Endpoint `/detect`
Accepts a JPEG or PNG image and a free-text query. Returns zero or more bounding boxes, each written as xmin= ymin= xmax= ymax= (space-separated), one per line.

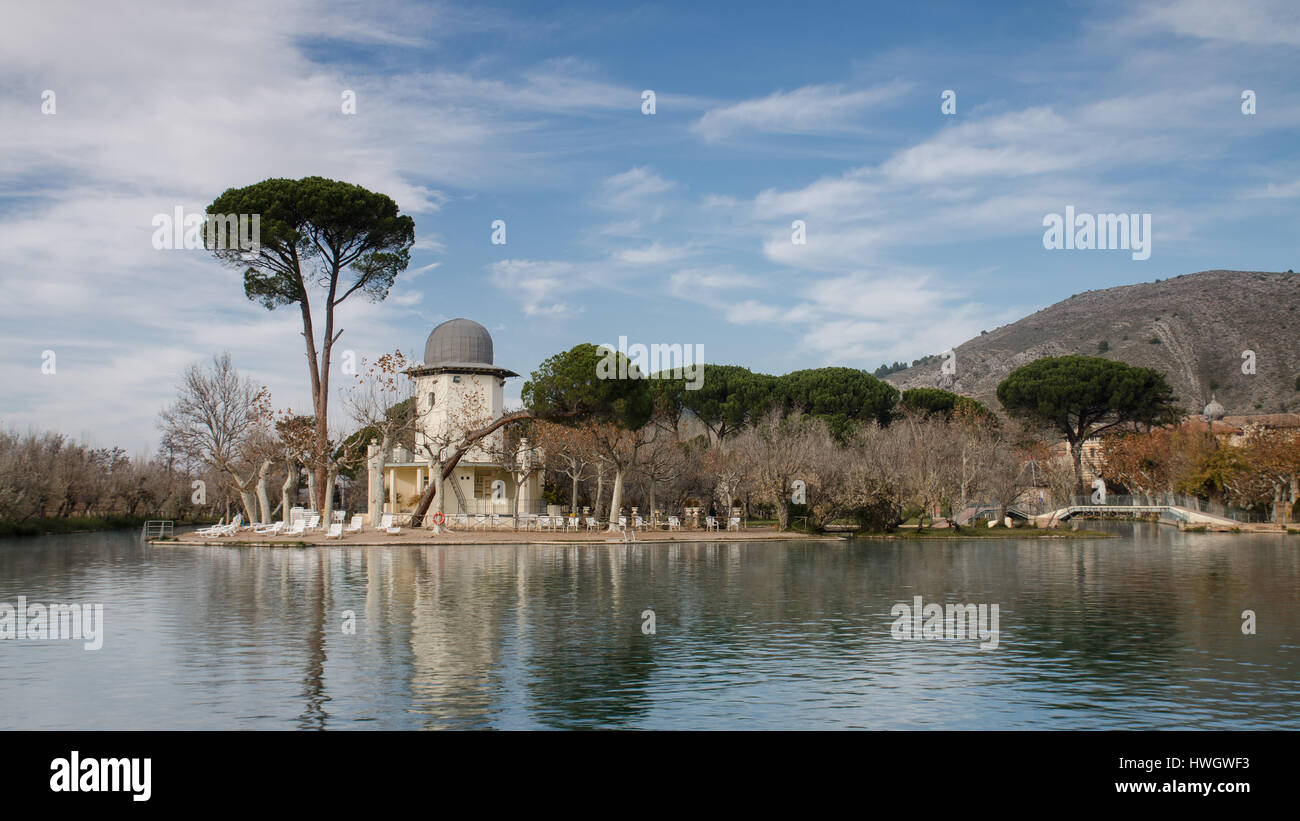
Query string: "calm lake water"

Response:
xmin=1 ymin=523 xmax=1297 ymax=730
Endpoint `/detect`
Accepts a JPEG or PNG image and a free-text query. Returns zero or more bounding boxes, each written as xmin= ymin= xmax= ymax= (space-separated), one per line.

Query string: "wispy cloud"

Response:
xmin=693 ymin=81 xmax=910 ymax=142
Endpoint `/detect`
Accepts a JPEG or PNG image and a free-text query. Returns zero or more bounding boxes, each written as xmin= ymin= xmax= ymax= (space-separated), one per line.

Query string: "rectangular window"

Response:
xmin=475 ymin=473 xmax=509 ymax=499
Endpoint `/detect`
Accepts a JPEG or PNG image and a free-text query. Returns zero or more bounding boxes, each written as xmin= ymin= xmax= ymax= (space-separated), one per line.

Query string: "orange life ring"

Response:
xmin=431 ymin=512 xmax=445 ymax=525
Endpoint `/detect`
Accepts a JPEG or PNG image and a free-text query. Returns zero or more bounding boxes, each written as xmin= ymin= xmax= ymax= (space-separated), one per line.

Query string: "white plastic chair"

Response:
xmin=585 ymin=517 xmax=597 ymax=531
xmin=345 ymin=515 xmax=363 ymax=533
xmin=668 ymin=516 xmax=681 ymax=531
xmin=567 ymin=516 xmax=578 ymax=531
xmin=283 ymin=520 xmax=306 ymax=537
xmin=326 ymin=523 xmax=343 ymax=539
xmin=727 ymin=516 xmax=741 ymax=531
xmin=706 ymin=516 xmax=719 ymax=531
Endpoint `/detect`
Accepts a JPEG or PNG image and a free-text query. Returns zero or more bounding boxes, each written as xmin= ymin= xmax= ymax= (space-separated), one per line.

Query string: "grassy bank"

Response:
xmin=0 ymin=515 xmax=212 ymax=539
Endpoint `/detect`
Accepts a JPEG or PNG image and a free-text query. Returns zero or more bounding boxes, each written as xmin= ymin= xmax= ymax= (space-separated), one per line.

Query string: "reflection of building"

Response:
xmin=366 ymin=319 xmax=542 ymax=521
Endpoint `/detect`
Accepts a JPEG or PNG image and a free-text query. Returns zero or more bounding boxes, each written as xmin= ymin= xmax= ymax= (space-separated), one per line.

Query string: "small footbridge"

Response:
xmin=1031 ymin=495 xmax=1258 ymax=528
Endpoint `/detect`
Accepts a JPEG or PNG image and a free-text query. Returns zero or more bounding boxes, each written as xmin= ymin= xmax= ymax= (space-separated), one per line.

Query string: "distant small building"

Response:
xmin=1063 ymin=398 xmax=1299 ymax=486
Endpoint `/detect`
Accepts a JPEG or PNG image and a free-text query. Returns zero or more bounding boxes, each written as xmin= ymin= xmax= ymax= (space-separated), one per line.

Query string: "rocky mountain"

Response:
xmin=883 ymin=270 xmax=1300 ymax=417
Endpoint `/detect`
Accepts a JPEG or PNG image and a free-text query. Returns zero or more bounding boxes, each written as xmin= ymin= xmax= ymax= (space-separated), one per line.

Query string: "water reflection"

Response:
xmin=0 ymin=523 xmax=1296 ymax=729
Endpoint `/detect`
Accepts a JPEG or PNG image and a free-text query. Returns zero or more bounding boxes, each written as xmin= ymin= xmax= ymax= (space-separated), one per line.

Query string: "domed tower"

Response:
xmin=409 ymin=318 xmax=519 ymax=462
xmin=1203 ymin=394 xmax=1226 ymax=433
xmin=370 ymin=318 xmax=541 ymax=523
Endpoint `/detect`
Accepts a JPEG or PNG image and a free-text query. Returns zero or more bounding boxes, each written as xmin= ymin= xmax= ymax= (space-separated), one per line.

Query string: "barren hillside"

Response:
xmin=884 ymin=270 xmax=1300 ymax=416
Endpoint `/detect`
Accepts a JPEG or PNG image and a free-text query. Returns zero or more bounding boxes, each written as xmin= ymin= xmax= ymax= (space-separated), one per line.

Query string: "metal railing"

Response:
xmin=1065 ymin=494 xmax=1267 ymax=523
xmin=141 ymin=520 xmax=173 ymax=540
xmin=441 ymin=499 xmax=550 ymax=516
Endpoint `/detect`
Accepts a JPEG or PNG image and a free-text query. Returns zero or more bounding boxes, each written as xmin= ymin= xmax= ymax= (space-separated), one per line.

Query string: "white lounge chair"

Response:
xmin=380 ymin=514 xmax=401 ymax=535
xmin=345 ymin=515 xmax=363 ymax=534
xmin=326 ymin=523 xmax=343 ymax=539
xmin=283 ymin=520 xmax=306 ymax=537
xmin=305 ymin=514 xmax=321 ymax=532
xmin=706 ymin=516 xmax=719 ymax=531
xmin=210 ymin=514 xmax=242 ymax=536
xmin=195 ymin=518 xmax=226 ymax=537
xmin=667 ymin=516 xmax=681 ymax=531
xmin=727 ymin=516 xmax=741 ymax=531
xmin=254 ymin=521 xmax=283 ymax=536
xmin=332 ymin=510 xmax=346 ymax=523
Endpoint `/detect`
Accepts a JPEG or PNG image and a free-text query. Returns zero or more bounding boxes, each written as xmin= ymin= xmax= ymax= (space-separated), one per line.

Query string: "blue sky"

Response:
xmin=2 ymin=0 xmax=1299 ymax=453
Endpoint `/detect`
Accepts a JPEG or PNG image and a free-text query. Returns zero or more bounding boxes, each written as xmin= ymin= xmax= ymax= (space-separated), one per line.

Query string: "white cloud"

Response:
xmin=1129 ymin=0 xmax=1300 ymax=46
xmin=693 ymin=81 xmax=909 ymax=142
xmin=488 ymin=260 xmax=582 ymax=317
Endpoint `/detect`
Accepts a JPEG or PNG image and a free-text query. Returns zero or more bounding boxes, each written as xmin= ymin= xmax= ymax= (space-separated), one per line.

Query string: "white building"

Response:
xmin=366 ymin=318 xmax=543 ymax=524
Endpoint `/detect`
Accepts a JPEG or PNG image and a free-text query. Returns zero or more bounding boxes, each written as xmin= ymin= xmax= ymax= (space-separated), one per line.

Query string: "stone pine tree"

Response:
xmin=996 ymin=355 xmax=1180 ymax=495
xmin=521 ymin=343 xmax=653 ymax=531
xmin=206 ymin=177 xmax=415 ymax=512
xmin=776 ymin=367 xmax=899 ymax=441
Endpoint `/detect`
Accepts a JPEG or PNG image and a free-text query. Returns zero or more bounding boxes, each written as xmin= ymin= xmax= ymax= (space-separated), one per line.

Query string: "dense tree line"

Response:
xmin=520 ymin=344 xmax=1057 ymax=531
xmin=1100 ymin=424 xmax=1300 ymax=522
xmin=0 ymin=429 xmax=214 ymax=529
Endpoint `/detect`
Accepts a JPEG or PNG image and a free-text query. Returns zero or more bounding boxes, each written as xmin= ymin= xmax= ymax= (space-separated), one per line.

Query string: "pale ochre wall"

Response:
xmin=375 ymin=465 xmax=543 ymax=518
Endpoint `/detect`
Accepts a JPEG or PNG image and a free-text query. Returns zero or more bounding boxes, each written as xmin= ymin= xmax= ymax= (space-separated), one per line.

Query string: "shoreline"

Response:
xmin=153 ymin=527 xmax=844 ymax=548
xmin=150 ymin=524 xmax=1133 ymax=547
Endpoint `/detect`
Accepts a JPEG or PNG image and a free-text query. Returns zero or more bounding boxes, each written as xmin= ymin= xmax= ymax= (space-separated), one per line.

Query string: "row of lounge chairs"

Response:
xmin=195 ymin=512 xmax=402 ymax=539
xmin=195 ymin=511 xmax=745 ymax=539
xmin=431 ymin=513 xmax=743 ymax=532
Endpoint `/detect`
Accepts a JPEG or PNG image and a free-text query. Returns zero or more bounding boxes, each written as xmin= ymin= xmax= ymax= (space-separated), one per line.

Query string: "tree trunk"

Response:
xmin=281 ymin=457 xmax=295 ymax=524
xmin=606 ymin=466 xmax=625 ymax=531
xmin=322 ymin=467 xmax=338 ymax=524
xmin=306 ymin=471 xmax=318 ymax=512
xmin=1070 ymin=438 xmax=1085 ymax=497
xmin=594 ymin=465 xmax=605 ymax=521
xmin=511 ymin=473 xmax=523 ymax=530
xmin=370 ymin=434 xmax=390 ymax=528
xmin=256 ymin=458 xmax=273 ymax=524
xmin=570 ymin=470 xmax=580 ymax=515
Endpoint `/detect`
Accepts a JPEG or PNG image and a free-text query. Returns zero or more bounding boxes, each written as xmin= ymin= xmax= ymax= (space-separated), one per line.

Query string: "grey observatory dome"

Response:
xmin=424 ymin=318 xmax=494 ymax=368
xmin=1204 ymin=395 xmax=1226 ymax=421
